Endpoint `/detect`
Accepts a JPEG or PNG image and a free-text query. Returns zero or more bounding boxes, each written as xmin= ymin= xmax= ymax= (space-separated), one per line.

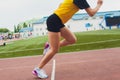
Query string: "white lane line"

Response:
xmin=70 ymin=39 xmax=120 ymax=46
xmin=51 ymin=59 xmax=56 ymax=80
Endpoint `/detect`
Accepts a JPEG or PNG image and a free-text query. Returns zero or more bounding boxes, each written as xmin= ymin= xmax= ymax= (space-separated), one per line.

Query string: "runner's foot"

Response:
xmin=43 ymin=42 xmax=50 ymax=56
xmin=32 ymin=67 xmax=48 ymax=79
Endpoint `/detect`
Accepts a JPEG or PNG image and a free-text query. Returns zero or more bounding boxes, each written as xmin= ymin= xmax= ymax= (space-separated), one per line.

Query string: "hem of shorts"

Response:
xmin=47 ymin=29 xmax=60 ymax=32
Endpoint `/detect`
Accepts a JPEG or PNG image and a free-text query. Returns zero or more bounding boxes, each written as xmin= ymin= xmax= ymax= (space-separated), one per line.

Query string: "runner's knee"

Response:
xmin=50 ymin=47 xmax=59 ymax=54
xmin=68 ymin=37 xmax=77 ymax=44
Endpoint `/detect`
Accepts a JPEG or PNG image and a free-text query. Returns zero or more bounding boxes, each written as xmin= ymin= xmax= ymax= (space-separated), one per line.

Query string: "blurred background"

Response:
xmin=0 ymin=0 xmax=120 ymax=58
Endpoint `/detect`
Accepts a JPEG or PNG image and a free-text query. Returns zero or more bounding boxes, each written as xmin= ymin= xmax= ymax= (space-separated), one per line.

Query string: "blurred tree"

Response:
xmin=14 ymin=25 xmax=17 ymax=33
xmin=23 ymin=22 xmax=28 ymax=28
xmin=16 ymin=24 xmax=22 ymax=32
xmin=0 ymin=28 xmax=9 ymax=33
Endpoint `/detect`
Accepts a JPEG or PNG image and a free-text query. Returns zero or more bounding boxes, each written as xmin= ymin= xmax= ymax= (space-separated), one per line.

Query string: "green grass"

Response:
xmin=0 ymin=29 xmax=120 ymax=58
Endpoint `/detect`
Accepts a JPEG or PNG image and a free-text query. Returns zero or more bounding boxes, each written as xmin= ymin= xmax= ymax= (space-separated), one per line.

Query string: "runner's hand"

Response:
xmin=97 ymin=0 xmax=103 ymax=6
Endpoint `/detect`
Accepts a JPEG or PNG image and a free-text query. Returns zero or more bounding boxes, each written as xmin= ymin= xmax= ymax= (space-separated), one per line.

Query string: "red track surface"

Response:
xmin=0 ymin=48 xmax=120 ymax=80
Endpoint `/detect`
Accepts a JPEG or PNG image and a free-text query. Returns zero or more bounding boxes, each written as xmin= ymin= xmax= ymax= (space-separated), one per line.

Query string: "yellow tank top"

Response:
xmin=54 ymin=0 xmax=79 ymax=24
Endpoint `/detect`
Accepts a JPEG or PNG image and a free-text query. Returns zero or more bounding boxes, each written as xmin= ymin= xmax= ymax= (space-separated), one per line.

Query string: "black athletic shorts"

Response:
xmin=46 ymin=14 xmax=65 ymax=32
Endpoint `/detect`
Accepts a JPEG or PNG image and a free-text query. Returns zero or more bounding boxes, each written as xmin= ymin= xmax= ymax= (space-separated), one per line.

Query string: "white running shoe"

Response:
xmin=32 ymin=67 xmax=48 ymax=79
xmin=43 ymin=42 xmax=50 ymax=56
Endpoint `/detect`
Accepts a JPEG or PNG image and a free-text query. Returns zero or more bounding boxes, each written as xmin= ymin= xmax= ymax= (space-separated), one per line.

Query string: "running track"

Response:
xmin=0 ymin=47 xmax=120 ymax=80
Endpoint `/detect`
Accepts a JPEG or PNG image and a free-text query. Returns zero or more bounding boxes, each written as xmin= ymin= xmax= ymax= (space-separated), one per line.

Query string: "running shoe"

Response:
xmin=43 ymin=42 xmax=50 ymax=55
xmin=32 ymin=67 xmax=48 ymax=79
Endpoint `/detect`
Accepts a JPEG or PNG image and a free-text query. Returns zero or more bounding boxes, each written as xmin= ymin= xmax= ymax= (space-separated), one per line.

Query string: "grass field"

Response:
xmin=0 ymin=29 xmax=120 ymax=58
